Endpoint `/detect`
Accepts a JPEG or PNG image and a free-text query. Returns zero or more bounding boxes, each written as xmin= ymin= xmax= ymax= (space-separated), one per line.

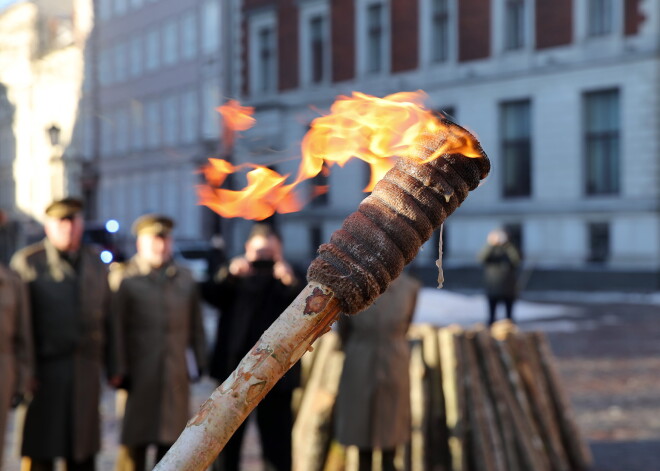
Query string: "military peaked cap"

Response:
xmin=45 ymin=197 xmax=84 ymax=218
xmin=132 ymin=214 xmax=175 ymax=236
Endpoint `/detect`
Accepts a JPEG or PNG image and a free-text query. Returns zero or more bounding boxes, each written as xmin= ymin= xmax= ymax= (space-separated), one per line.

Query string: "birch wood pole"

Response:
xmin=155 ymin=282 xmax=341 ymax=470
xmin=155 ymin=124 xmax=489 ymax=471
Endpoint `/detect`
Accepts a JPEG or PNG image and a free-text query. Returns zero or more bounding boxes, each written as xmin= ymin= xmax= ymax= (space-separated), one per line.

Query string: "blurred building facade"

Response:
xmin=0 ymin=0 xmax=92 ymax=250
xmin=82 ymin=0 xmax=234 ymax=243
xmin=229 ymin=0 xmax=660 ymax=290
xmin=1 ymin=0 xmax=659 ymax=289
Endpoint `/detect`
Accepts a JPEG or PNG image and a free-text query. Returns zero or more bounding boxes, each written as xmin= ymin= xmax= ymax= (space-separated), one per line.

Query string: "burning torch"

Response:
xmin=155 ymin=91 xmax=490 ymax=471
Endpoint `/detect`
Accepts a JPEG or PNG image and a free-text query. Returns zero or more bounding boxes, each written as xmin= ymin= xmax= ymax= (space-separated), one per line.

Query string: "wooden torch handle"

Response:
xmin=154 ymin=282 xmax=340 ymax=471
xmin=155 ymin=121 xmax=490 ymax=471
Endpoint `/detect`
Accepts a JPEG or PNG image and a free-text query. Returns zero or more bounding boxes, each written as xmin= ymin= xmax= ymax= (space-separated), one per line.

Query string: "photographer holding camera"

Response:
xmin=204 ymin=223 xmax=302 ymax=471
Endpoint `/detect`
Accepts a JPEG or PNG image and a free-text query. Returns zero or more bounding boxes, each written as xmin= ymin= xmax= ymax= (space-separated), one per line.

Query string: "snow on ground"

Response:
xmin=413 ymin=288 xmax=584 ymax=331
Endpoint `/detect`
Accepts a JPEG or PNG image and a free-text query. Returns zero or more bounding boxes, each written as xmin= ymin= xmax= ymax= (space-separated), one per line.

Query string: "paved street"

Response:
xmin=2 ymin=291 xmax=659 ymax=470
xmin=535 ymin=301 xmax=660 ymax=471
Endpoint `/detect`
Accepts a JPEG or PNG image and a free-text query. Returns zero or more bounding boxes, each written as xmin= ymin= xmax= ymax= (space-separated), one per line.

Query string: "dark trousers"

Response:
xmin=24 ymin=456 xmax=95 ymax=471
xmin=358 ymin=448 xmax=396 ymax=471
xmin=115 ymin=444 xmax=171 ymax=471
xmin=488 ymin=296 xmax=515 ymax=325
xmin=213 ymin=389 xmax=293 ymax=471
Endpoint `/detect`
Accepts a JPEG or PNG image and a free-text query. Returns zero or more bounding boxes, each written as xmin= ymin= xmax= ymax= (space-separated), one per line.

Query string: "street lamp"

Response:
xmin=47 ymin=124 xmax=60 ymax=146
xmin=46 ymin=124 xmax=63 ymax=198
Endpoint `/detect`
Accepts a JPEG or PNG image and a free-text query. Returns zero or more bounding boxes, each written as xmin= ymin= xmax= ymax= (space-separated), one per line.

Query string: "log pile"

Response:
xmin=292 ymin=321 xmax=592 ymax=471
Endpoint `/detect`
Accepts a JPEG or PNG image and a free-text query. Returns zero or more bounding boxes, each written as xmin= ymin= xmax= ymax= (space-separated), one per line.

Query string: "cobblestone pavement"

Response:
xmin=3 ymin=299 xmax=660 ymax=470
xmin=519 ymin=301 xmax=660 ymax=471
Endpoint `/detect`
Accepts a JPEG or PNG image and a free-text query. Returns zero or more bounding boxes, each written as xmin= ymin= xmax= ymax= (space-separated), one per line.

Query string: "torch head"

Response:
xmin=307 ymin=120 xmax=489 ymax=315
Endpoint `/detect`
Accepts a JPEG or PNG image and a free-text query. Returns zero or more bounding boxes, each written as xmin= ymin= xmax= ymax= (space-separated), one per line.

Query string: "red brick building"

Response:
xmin=230 ymin=0 xmax=660 ymax=291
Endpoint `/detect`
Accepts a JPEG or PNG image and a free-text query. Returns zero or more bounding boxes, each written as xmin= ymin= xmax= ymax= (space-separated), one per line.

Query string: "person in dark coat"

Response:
xmin=204 ymin=223 xmax=302 ymax=471
xmin=0 ymin=262 xmax=33 ymax=468
xmin=10 ymin=197 xmax=117 ymax=471
xmin=334 ymin=272 xmax=420 ymax=471
xmin=110 ymin=214 xmax=208 ymax=471
xmin=478 ymin=228 xmax=521 ymax=325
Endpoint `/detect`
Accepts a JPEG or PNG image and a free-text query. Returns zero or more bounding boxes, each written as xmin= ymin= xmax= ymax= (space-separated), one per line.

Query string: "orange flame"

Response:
xmin=199 ymin=91 xmax=481 ymax=221
xmin=199 ymin=161 xmax=301 ymax=220
xmin=217 ymin=100 xmax=256 ymax=132
xmin=217 ymin=100 xmax=256 ymax=151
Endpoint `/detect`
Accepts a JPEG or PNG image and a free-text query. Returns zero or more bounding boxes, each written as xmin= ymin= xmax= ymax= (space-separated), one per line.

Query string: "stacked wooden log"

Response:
xmin=292 ymin=321 xmax=592 ymax=471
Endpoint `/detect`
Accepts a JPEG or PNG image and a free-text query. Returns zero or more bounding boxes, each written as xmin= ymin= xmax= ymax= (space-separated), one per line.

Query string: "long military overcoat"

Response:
xmin=0 ymin=263 xmax=32 ymax=465
xmin=478 ymin=242 xmax=521 ymax=298
xmin=110 ymin=256 xmax=207 ymax=446
xmin=334 ymin=273 xmax=420 ymax=449
xmin=10 ymin=239 xmax=111 ymax=461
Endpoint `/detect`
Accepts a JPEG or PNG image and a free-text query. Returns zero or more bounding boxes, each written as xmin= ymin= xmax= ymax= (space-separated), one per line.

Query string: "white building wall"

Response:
xmin=0 ymin=2 xmax=89 ymax=225
xmin=397 ymin=56 xmax=660 ymax=270
xmin=237 ymin=0 xmax=660 ymax=277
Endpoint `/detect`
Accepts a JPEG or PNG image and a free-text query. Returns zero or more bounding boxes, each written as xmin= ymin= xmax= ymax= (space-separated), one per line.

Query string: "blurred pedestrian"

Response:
xmin=110 ymin=214 xmax=207 ymax=471
xmin=204 ymin=223 xmax=302 ymax=471
xmin=478 ymin=228 xmax=521 ymax=326
xmin=0 ymin=262 xmax=32 ymax=468
xmin=334 ymin=272 xmax=420 ymax=471
xmin=10 ymin=197 xmax=116 ymax=471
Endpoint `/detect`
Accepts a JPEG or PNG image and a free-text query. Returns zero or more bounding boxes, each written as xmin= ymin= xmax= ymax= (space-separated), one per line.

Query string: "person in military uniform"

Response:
xmin=0 ymin=262 xmax=33 ymax=468
xmin=110 ymin=214 xmax=207 ymax=471
xmin=10 ymin=197 xmax=116 ymax=471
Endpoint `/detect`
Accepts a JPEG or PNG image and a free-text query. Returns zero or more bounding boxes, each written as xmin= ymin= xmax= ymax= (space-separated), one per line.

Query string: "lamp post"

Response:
xmin=47 ymin=123 xmax=60 ymax=146
xmin=46 ymin=123 xmax=64 ymax=199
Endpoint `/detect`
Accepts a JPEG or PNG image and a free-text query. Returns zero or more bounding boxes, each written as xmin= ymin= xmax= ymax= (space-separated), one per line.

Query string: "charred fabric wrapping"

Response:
xmin=307 ymin=125 xmax=490 ymax=315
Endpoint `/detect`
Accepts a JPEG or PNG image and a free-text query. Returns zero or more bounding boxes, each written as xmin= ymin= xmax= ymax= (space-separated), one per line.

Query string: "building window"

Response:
xmin=201 ymin=0 xmax=220 ymax=55
xmin=115 ymin=0 xmax=127 ymax=16
xmin=300 ymin=3 xmax=330 ymax=87
xmin=504 ymin=223 xmax=523 ymax=258
xmin=114 ymin=42 xmax=127 ymax=83
xmin=99 ymin=49 xmax=112 ymax=86
xmin=145 ymin=27 xmax=160 ymax=71
xmin=505 ymin=0 xmax=525 ymax=50
xmin=181 ymin=10 xmax=197 ymax=61
xmin=145 ymin=99 xmax=161 ymax=149
xmin=115 ymin=108 xmax=129 ymax=154
xmin=0 ymin=96 xmax=12 ymax=164
xmin=309 ymin=226 xmax=322 ymax=261
xmin=249 ymin=11 xmax=277 ymax=95
xmin=130 ymin=35 xmax=143 ymax=78
xmin=587 ymin=222 xmax=609 ymax=263
xmin=310 ymin=16 xmax=326 ymax=84
xmin=366 ymin=3 xmax=384 ymax=73
xmin=181 ymin=89 xmax=198 ymax=144
xmin=202 ymin=79 xmax=220 ymax=139
xmin=588 ymin=0 xmax=613 ymax=36
xmin=100 ymin=114 xmax=114 ymax=158
xmin=257 ymin=26 xmax=276 ymax=93
xmin=431 ymin=0 xmax=449 ymax=62
xmin=163 ymin=95 xmax=178 ymax=146
xmin=98 ymin=0 xmax=111 ymax=21
xmin=130 ymin=100 xmax=144 ymax=151
xmin=163 ymin=19 xmax=179 ymax=66
xmin=584 ymin=89 xmax=619 ymax=195
xmin=81 ymin=112 xmax=93 ymax=157
xmin=501 ymin=100 xmax=532 ymax=198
